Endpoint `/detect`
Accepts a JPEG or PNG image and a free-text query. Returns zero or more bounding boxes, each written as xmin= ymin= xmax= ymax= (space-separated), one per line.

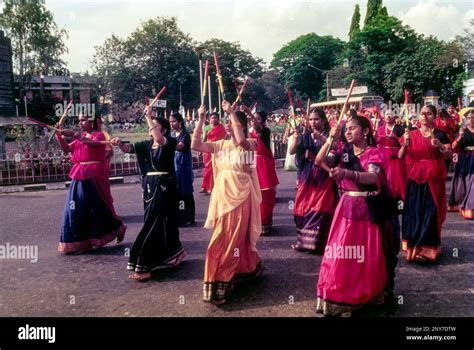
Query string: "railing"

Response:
xmin=0 ymin=135 xmax=287 ymax=186
xmin=271 ymin=133 xmax=287 ymax=160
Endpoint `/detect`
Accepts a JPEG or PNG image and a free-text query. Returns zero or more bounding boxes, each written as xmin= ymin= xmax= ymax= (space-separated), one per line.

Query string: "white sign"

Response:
xmin=331 ymin=86 xmax=368 ymax=97
xmin=153 ymin=99 xmax=167 ymax=108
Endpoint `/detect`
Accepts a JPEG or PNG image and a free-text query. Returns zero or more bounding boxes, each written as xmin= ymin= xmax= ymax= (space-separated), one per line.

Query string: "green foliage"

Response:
xmin=383 ymin=36 xmax=467 ymax=104
xmin=270 ymin=33 xmax=345 ymax=102
xmin=92 ymin=19 xmax=265 ymax=112
xmin=92 ymin=17 xmax=198 ymax=110
xmin=26 ymin=93 xmax=63 ymax=123
xmin=346 ymin=15 xmax=418 ymax=98
xmin=0 ymin=0 xmax=68 ymax=76
xmin=198 ymin=38 xmax=264 ymax=106
xmin=349 ymin=4 xmax=361 ymax=41
xmin=364 ymin=0 xmax=383 ymax=27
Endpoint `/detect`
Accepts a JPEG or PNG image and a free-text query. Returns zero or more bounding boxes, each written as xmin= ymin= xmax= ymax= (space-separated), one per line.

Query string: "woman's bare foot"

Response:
xmin=211 ymin=299 xmax=226 ymax=306
xmin=116 ymin=228 xmax=126 ymax=244
xmin=128 ymin=272 xmax=152 ymax=282
xmin=172 ymin=250 xmax=188 ymax=266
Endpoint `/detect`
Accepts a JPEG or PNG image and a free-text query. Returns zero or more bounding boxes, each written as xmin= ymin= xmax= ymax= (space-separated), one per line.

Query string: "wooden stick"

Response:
xmin=306 ymin=98 xmax=311 ymax=116
xmin=48 ymin=99 xmax=73 ymax=142
xmin=296 ymin=96 xmax=308 ymax=131
xmin=213 ymin=51 xmax=226 ymax=100
xmin=138 ymin=86 xmax=166 ymax=121
xmin=335 ymin=80 xmax=356 ymax=126
xmin=403 ymin=89 xmax=409 ymax=127
xmin=28 ymin=117 xmax=62 ymax=132
xmin=233 ymin=76 xmax=248 ymax=104
xmin=457 ymin=96 xmax=462 ymax=126
xmin=202 ymin=60 xmax=209 ymax=98
xmin=325 ymin=79 xmax=356 ymax=156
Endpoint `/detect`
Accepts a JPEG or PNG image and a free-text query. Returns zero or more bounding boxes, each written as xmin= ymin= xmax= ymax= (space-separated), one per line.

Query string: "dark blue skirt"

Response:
xmin=59 ymin=178 xmax=126 ymax=253
xmin=449 ymin=152 xmax=474 ymax=210
xmin=175 ymin=151 xmax=194 ymax=195
xmin=402 ymin=180 xmax=440 ymax=253
xmin=175 ymin=151 xmax=195 ymax=225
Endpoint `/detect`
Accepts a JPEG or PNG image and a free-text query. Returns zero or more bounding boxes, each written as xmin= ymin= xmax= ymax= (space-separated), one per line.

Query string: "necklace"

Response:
xmin=354 ymin=146 xmax=368 ymax=157
xmin=385 ymin=124 xmax=395 ymax=138
xmin=420 ymin=128 xmax=433 ymax=138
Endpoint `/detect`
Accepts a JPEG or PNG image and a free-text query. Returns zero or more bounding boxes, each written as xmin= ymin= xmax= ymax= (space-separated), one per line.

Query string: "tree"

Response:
xmin=198 ymin=38 xmax=265 ymax=107
xmin=349 ymin=4 xmax=361 ymax=41
xmin=92 ymin=17 xmax=199 ymax=111
xmin=0 ymin=0 xmax=68 ymax=76
xmin=364 ymin=0 xmax=383 ymax=27
xmin=383 ymin=36 xmax=467 ymax=104
xmin=0 ymin=0 xmax=68 ymax=115
xmin=241 ymin=70 xmax=287 ymax=112
xmin=271 ymin=33 xmax=345 ymax=103
xmin=454 ymin=19 xmax=474 ymax=79
xmin=346 ymin=15 xmax=418 ymax=98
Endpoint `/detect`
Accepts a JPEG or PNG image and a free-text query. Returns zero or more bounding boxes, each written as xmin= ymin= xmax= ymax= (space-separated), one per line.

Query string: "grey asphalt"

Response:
xmin=0 ymin=169 xmax=472 ymax=317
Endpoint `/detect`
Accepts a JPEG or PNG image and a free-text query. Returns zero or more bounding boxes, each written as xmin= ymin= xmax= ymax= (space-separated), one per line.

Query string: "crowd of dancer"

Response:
xmin=52 ymin=98 xmax=473 ymax=315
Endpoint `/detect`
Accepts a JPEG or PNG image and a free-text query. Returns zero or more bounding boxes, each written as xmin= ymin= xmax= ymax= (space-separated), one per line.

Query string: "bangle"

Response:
xmin=232 ymin=125 xmax=243 ymax=129
xmin=149 ymin=125 xmax=159 ymax=132
xmin=354 ymin=171 xmax=360 ymax=183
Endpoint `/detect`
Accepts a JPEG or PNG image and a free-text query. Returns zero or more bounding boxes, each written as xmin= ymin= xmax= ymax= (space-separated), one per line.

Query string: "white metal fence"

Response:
xmin=0 ymin=135 xmax=287 ymax=186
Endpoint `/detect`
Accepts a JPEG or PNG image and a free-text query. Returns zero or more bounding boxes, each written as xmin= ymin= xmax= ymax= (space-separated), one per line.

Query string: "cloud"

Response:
xmin=400 ymin=0 xmax=474 ymax=40
xmin=37 ymin=0 xmax=472 ymax=72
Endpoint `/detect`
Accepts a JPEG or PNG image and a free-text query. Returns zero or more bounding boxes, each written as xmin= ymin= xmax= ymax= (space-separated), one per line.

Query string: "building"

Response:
xmin=463 ymin=78 xmax=474 ymax=107
xmin=15 ymin=75 xmax=98 ymax=107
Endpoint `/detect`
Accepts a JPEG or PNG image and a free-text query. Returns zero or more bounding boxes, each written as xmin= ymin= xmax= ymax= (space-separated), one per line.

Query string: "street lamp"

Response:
xmin=40 ymin=73 xmax=45 ymax=98
xmin=69 ymin=75 xmax=73 ymax=101
xmin=308 ymin=64 xmax=329 ymax=102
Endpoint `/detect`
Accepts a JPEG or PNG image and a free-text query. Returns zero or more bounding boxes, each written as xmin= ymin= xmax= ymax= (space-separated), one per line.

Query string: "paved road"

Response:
xmin=0 ymin=169 xmax=472 ymax=317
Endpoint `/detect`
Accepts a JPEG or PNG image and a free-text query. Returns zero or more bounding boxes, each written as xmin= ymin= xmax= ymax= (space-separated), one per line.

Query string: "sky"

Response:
xmin=3 ymin=0 xmax=473 ymax=72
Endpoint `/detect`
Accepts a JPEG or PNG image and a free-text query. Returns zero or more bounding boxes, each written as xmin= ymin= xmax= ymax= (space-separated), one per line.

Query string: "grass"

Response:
xmin=109 ymin=131 xmax=150 ymax=144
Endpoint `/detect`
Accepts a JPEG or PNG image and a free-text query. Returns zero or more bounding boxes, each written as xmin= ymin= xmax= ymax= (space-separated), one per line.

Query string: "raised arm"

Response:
xmin=191 ymin=105 xmax=214 ymax=154
xmin=223 ymin=100 xmax=252 ymax=151
xmin=144 ymin=103 xmax=166 ymax=146
xmin=288 ymin=127 xmax=301 ymax=155
xmin=240 ymin=104 xmax=255 ymax=121
xmin=315 ymin=125 xmax=339 ymax=171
